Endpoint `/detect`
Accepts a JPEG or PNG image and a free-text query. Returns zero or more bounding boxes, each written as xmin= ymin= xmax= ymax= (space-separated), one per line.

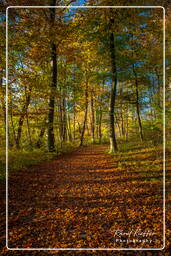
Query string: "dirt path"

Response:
xmin=0 ymin=145 xmax=163 ymax=251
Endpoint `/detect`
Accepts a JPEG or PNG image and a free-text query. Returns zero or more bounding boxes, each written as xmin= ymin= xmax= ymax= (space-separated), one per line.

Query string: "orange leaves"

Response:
xmin=5 ymin=145 xmax=165 ymax=249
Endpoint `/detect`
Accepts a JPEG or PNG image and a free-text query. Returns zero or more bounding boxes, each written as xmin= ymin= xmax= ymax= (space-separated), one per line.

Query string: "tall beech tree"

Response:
xmin=47 ymin=0 xmax=57 ymax=152
xmin=108 ymin=16 xmax=118 ymax=152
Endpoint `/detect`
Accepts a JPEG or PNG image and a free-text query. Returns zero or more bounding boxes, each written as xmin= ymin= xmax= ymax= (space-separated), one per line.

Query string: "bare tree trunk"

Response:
xmin=77 ymin=121 xmax=82 ymax=136
xmin=59 ymin=95 xmax=63 ymax=147
xmin=126 ymin=104 xmax=129 ymax=141
xmin=91 ymin=90 xmax=95 ymax=143
xmin=132 ymin=65 xmax=143 ymax=141
xmin=62 ymin=97 xmax=67 ymax=142
xmin=99 ymin=105 xmax=102 ymax=143
xmin=155 ymin=67 xmax=161 ymax=106
xmin=96 ymin=108 xmax=99 ymax=140
xmin=80 ymin=76 xmax=89 ymax=146
xmin=16 ymin=90 xmax=31 ymax=149
xmin=67 ymin=114 xmax=72 ymax=142
xmin=73 ymin=102 xmax=76 ymax=140
xmin=115 ymin=113 xmax=122 ymax=137
xmin=109 ymin=18 xmax=118 ymax=152
xmin=36 ymin=127 xmax=46 ymax=148
xmin=36 ymin=118 xmax=47 ymax=148
xmin=120 ymin=108 xmax=125 ymax=137
xmin=10 ymin=104 xmax=16 ymax=146
xmin=26 ymin=109 xmax=32 ymax=147
xmin=0 ymin=74 xmax=6 ymax=135
xmin=48 ymin=0 xmax=57 ymax=152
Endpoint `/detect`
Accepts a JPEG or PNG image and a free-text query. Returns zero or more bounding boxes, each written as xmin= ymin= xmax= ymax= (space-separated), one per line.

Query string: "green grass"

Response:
xmin=0 ymin=150 xmax=57 ymax=181
xmin=110 ymin=142 xmax=164 ymax=184
xmin=0 ymin=142 xmax=79 ymax=181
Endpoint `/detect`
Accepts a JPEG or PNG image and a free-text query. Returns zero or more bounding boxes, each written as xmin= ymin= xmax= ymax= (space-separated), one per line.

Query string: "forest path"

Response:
xmin=1 ymin=145 xmax=163 ymax=249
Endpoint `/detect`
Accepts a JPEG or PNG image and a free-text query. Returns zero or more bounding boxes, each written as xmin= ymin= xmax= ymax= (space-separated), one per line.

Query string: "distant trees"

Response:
xmin=0 ymin=2 xmax=165 ymax=152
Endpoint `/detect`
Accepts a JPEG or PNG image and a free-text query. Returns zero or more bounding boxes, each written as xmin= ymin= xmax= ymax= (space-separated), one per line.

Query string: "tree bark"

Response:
xmin=62 ymin=97 xmax=67 ymax=142
xmin=99 ymin=105 xmax=102 ymax=143
xmin=0 ymin=74 xmax=6 ymax=136
xmin=109 ymin=18 xmax=118 ymax=152
xmin=80 ymin=76 xmax=89 ymax=146
xmin=67 ymin=114 xmax=72 ymax=142
xmin=155 ymin=67 xmax=161 ymax=107
xmin=73 ymin=102 xmax=76 ymax=140
xmin=59 ymin=94 xmax=63 ymax=147
xmin=36 ymin=118 xmax=47 ymax=148
xmin=125 ymin=103 xmax=129 ymax=141
xmin=48 ymin=0 xmax=57 ymax=152
xmin=26 ymin=109 xmax=32 ymax=147
xmin=132 ymin=65 xmax=143 ymax=141
xmin=16 ymin=91 xmax=31 ymax=149
xmin=91 ymin=90 xmax=95 ymax=143
xmin=10 ymin=103 xmax=16 ymax=146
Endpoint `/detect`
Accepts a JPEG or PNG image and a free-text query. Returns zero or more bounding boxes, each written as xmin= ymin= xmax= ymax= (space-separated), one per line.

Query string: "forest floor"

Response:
xmin=0 ymin=144 xmax=171 ymax=255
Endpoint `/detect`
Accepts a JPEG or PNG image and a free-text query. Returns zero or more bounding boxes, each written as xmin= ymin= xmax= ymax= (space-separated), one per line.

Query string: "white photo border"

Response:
xmin=6 ymin=5 xmax=166 ymax=251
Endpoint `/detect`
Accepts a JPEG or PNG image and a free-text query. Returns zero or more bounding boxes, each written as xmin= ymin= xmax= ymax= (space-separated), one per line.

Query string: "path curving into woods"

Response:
xmin=0 ymin=145 xmax=163 ymax=251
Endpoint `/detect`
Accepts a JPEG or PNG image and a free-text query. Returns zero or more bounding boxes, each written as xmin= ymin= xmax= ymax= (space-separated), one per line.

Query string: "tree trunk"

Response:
xmin=99 ymin=105 xmax=102 ymax=143
xmin=26 ymin=109 xmax=32 ymax=147
xmin=109 ymin=18 xmax=118 ymax=153
xmin=77 ymin=121 xmax=82 ymax=136
xmin=132 ymin=65 xmax=143 ymax=141
xmin=67 ymin=114 xmax=72 ymax=142
xmin=16 ymin=92 xmax=31 ymax=149
xmin=0 ymin=74 xmax=6 ymax=136
xmin=10 ymin=103 xmax=17 ymax=146
xmin=62 ymin=97 xmax=67 ymax=142
xmin=36 ymin=118 xmax=46 ymax=148
xmin=36 ymin=127 xmax=46 ymax=148
xmin=91 ymin=90 xmax=95 ymax=143
xmin=155 ymin=67 xmax=161 ymax=106
xmin=48 ymin=1 xmax=57 ymax=152
xmin=125 ymin=103 xmax=129 ymax=141
xmin=96 ymin=109 xmax=99 ymax=140
xmin=59 ymin=95 xmax=63 ymax=147
xmin=73 ymin=102 xmax=76 ymax=140
xmin=80 ymin=76 xmax=89 ymax=146
xmin=115 ymin=114 xmax=122 ymax=137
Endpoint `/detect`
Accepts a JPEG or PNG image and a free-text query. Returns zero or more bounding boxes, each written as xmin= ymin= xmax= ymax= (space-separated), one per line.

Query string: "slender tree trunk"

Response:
xmin=119 ymin=87 xmax=125 ymax=137
xmin=62 ymin=97 xmax=67 ymax=142
xmin=67 ymin=114 xmax=72 ymax=142
xmin=77 ymin=121 xmax=82 ymax=136
xmin=115 ymin=114 xmax=122 ymax=137
xmin=10 ymin=104 xmax=17 ymax=146
xmin=99 ymin=105 xmax=102 ymax=143
xmin=91 ymin=90 xmax=95 ymax=143
xmin=120 ymin=108 xmax=125 ymax=137
xmin=73 ymin=102 xmax=76 ymax=140
xmin=23 ymin=83 xmax=32 ymax=147
xmin=126 ymin=104 xmax=129 ymax=141
xmin=151 ymin=73 xmax=157 ymax=119
xmin=155 ymin=67 xmax=161 ymax=106
xmin=36 ymin=118 xmax=46 ymax=148
xmin=48 ymin=0 xmax=57 ymax=152
xmin=59 ymin=95 xmax=63 ymax=147
xmin=36 ymin=127 xmax=46 ymax=148
xmin=96 ymin=108 xmax=99 ymax=140
xmin=132 ymin=65 xmax=143 ymax=141
xmin=80 ymin=76 xmax=89 ymax=146
xmin=16 ymin=91 xmax=31 ymax=149
xmin=0 ymin=74 xmax=6 ymax=135
xmin=26 ymin=109 xmax=32 ymax=147
xmin=109 ymin=18 xmax=118 ymax=152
